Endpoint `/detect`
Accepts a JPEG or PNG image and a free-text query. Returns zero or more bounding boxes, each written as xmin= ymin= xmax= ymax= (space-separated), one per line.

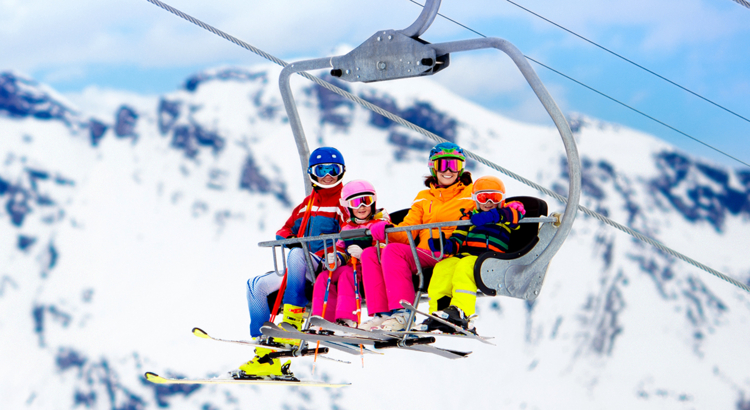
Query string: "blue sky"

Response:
xmin=2 ymin=0 xmax=749 ymax=169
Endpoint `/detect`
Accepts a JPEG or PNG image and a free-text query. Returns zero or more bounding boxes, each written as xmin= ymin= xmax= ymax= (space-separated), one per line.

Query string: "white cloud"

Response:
xmin=1 ymin=0 xmax=746 ymax=74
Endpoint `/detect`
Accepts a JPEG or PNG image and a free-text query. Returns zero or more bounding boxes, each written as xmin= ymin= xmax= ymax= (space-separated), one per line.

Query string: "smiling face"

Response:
xmin=436 ymin=169 xmax=458 ymax=186
xmin=319 ymin=174 xmax=337 ymax=185
xmin=352 ymin=206 xmax=372 ymax=220
xmin=479 ymin=201 xmax=498 ymax=212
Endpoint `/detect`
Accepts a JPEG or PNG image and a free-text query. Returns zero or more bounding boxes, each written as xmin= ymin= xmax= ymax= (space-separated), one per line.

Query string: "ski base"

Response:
xmin=144 ymin=372 xmax=349 ymax=387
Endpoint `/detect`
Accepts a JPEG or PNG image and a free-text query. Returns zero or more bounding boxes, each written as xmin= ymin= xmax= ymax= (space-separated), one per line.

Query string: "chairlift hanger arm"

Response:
xmin=399 ymin=0 xmax=441 ymax=38
xmin=327 ymin=1 xmax=447 ymax=83
xmin=278 ymin=1 xmax=581 ymax=300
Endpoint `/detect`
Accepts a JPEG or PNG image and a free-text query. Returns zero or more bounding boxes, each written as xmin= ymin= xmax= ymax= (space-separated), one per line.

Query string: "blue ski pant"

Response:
xmin=246 ymin=247 xmax=320 ymax=337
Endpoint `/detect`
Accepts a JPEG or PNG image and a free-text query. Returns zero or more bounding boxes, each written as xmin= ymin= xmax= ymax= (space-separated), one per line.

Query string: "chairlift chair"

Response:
xmin=267 ymin=0 xmax=581 ymax=309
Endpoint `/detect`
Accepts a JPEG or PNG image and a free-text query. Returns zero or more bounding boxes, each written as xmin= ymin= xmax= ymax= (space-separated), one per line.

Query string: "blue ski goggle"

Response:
xmin=309 ymin=163 xmax=344 ymax=178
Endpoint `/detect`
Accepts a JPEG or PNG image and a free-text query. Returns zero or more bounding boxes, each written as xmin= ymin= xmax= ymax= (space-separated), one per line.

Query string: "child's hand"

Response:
xmin=369 ymin=221 xmax=390 ymax=241
xmin=498 ymin=206 xmax=524 ymax=229
xmin=505 ymin=201 xmax=526 ymax=215
xmin=325 ymin=251 xmax=341 ymax=271
xmin=428 ymin=236 xmax=455 ymax=254
xmin=470 ymin=209 xmax=500 ymax=226
xmin=347 ymin=245 xmax=363 ymax=259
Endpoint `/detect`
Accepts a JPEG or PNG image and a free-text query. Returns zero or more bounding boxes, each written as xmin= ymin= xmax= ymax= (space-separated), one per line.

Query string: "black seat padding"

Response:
xmin=388 ymin=208 xmax=410 ymax=225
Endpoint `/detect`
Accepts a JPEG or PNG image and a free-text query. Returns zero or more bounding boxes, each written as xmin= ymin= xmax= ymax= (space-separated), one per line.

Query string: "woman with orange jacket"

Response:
xmin=359 ymin=142 xmax=475 ymax=331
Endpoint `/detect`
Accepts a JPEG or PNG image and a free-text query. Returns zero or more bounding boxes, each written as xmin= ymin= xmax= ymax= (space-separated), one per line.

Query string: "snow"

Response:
xmin=1 ymin=63 xmax=749 ymax=410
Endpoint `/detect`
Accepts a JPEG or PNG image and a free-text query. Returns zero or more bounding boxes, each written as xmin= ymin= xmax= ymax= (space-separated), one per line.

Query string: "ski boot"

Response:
xmin=418 ymin=305 xmax=476 ymax=334
xmin=270 ymin=304 xmax=305 ymax=347
xmin=359 ymin=313 xmax=391 ymax=330
xmin=336 ymin=318 xmax=357 ymax=328
xmin=232 ymin=347 xmax=297 ymax=381
xmin=375 ymin=309 xmax=412 ymax=331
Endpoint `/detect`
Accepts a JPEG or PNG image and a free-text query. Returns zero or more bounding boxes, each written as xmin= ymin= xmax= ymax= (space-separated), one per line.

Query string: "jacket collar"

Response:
xmin=313 ymin=182 xmax=343 ymax=201
xmin=429 ymin=181 xmax=468 ymax=200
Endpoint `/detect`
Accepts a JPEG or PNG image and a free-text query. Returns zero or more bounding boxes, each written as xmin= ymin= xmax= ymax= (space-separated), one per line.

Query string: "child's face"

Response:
xmin=479 ymin=201 xmax=499 ymax=212
xmin=353 ymin=206 xmax=372 ymax=220
xmin=319 ymin=174 xmax=337 ymax=185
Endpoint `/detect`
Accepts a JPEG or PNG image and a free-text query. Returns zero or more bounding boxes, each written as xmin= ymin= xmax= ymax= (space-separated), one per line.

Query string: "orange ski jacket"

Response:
xmin=388 ymin=181 xmax=475 ymax=250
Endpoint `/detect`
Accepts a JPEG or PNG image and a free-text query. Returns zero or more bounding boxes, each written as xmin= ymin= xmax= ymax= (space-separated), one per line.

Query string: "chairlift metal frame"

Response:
xmin=274 ymin=0 xmax=581 ymax=320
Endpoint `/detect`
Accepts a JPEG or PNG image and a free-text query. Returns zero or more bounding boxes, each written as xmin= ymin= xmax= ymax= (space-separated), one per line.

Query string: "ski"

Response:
xmin=192 ymin=327 xmax=350 ymax=364
xmin=308 ymin=316 xmax=396 ymax=341
xmin=277 ymin=322 xmax=381 ymax=346
xmin=401 ymin=344 xmax=471 ymax=359
xmin=144 ymin=372 xmax=349 ymax=387
xmin=260 ymin=322 xmax=382 ymax=355
xmin=192 ymin=327 xmax=292 ymax=350
xmin=307 ymin=316 xmax=470 ymax=359
xmin=400 ymin=300 xmax=495 ymax=346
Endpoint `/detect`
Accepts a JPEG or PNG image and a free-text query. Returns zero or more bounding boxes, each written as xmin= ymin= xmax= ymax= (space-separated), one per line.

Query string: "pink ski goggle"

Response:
xmin=345 ymin=195 xmax=375 ymax=208
xmin=433 ymin=158 xmax=464 ymax=173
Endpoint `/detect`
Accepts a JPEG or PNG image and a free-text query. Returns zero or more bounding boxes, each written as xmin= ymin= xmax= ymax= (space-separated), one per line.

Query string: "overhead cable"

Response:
xmin=143 ymin=0 xmax=750 ymax=294
xmin=501 ymin=0 xmax=750 ymax=125
xmin=407 ymin=0 xmax=750 ymax=170
xmin=731 ymin=0 xmax=750 ymax=10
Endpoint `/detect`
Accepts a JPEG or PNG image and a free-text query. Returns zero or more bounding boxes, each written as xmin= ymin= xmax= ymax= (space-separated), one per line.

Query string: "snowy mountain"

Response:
xmin=2 ymin=65 xmax=750 ymax=410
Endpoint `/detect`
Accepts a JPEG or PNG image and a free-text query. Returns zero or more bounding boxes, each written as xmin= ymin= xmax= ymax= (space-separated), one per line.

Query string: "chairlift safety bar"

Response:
xmin=257 ymin=217 xmax=556 ymax=248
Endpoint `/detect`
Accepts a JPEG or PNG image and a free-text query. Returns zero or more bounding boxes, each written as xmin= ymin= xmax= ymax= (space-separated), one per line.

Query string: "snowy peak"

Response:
xmin=2 ymin=64 xmax=750 ymax=410
xmin=650 ymin=151 xmax=750 ymax=231
xmin=0 ymin=71 xmax=78 ymax=125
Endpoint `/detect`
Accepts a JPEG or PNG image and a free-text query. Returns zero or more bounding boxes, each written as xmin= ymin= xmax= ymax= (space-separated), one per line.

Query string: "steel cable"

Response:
xmin=144 ymin=0 xmax=750 ymax=294
xmin=406 ymin=0 xmax=750 ymax=170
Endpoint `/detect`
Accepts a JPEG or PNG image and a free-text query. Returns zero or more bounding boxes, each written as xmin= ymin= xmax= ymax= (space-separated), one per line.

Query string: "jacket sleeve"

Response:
xmin=388 ymin=196 xmax=426 ymax=244
xmin=276 ymin=197 xmax=307 ymax=239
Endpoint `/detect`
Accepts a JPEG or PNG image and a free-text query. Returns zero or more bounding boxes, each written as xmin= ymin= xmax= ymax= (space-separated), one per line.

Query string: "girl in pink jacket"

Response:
xmin=311 ymin=180 xmax=390 ymax=326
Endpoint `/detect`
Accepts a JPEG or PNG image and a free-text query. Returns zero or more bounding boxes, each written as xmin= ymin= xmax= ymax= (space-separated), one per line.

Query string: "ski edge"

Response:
xmin=400 ymin=301 xmax=496 ymax=346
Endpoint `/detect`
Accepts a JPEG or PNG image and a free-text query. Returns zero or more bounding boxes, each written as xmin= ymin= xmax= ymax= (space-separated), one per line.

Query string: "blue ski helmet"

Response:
xmin=309 ymin=147 xmax=345 ymax=167
xmin=428 ymin=142 xmax=466 ymax=176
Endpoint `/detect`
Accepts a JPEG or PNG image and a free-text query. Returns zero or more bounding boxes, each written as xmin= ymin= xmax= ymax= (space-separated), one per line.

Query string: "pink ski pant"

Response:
xmin=311 ymin=263 xmax=363 ymax=322
xmin=360 ymin=243 xmax=440 ymax=315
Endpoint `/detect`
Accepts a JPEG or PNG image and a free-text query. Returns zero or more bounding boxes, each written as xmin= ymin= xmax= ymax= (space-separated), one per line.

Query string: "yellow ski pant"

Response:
xmin=427 ymin=255 xmax=478 ymax=316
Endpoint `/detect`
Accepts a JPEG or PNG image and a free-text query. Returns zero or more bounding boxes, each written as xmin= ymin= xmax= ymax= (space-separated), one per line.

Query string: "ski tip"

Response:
xmin=144 ymin=372 xmax=167 ymax=383
xmin=192 ymin=327 xmax=210 ymax=339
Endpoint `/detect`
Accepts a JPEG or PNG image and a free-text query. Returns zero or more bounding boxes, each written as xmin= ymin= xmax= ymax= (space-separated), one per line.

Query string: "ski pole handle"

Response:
xmin=327 ymin=251 xmax=337 ymax=271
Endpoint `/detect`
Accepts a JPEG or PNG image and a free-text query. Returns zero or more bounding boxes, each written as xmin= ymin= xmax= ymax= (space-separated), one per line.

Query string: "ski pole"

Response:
xmin=271 ymin=193 xmax=314 ymax=323
xmin=269 ymin=270 xmax=287 ymax=322
xmin=351 ymin=256 xmax=364 ymax=368
xmin=313 ymin=247 xmax=337 ymax=374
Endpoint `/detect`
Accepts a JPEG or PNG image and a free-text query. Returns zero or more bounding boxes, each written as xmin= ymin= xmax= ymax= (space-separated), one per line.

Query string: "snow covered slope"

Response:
xmin=1 ymin=66 xmax=749 ymax=410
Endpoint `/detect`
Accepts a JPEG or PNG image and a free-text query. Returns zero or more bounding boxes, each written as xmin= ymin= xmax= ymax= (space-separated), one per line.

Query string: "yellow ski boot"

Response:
xmin=271 ymin=304 xmax=305 ymax=347
xmin=234 ymin=347 xmax=294 ymax=380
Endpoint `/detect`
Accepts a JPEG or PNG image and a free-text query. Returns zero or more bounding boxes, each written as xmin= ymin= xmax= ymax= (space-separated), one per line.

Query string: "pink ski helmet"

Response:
xmin=340 ymin=180 xmax=378 ymax=220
